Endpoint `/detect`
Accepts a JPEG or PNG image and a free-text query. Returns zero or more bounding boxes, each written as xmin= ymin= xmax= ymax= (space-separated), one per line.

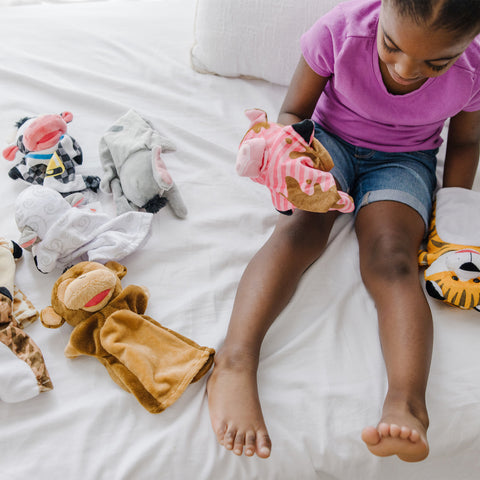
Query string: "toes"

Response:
xmin=233 ymin=432 xmax=245 ymax=455
xmin=389 ymin=424 xmax=401 ymax=437
xmin=223 ymin=428 xmax=236 ymax=451
xmin=245 ymin=431 xmax=256 ymax=457
xmin=399 ymin=426 xmax=411 ymax=440
xmin=361 ymin=426 xmax=381 ymax=446
xmin=409 ymin=429 xmax=421 ymax=443
xmin=214 ymin=422 xmax=227 ymax=446
xmin=378 ymin=422 xmax=390 ymax=437
xmin=218 ymin=426 xmax=271 ymax=458
xmin=256 ymin=433 xmax=272 ymax=459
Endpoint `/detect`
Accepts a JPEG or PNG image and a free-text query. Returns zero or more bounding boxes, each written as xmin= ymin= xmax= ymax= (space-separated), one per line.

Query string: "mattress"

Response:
xmin=0 ymin=1 xmax=479 ymax=479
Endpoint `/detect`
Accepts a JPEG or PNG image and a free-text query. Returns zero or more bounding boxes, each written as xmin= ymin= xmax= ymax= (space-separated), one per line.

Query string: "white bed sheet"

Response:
xmin=0 ymin=1 xmax=479 ymax=479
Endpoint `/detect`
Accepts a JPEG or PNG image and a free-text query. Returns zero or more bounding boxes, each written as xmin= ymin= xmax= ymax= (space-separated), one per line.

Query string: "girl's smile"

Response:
xmin=388 ymin=68 xmax=422 ymax=86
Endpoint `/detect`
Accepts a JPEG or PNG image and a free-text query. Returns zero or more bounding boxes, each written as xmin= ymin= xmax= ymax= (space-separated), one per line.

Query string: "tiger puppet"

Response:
xmin=419 ymin=187 xmax=480 ymax=311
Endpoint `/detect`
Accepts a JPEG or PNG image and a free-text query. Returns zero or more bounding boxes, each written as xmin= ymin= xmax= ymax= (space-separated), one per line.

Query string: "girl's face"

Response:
xmin=377 ymin=1 xmax=474 ymax=91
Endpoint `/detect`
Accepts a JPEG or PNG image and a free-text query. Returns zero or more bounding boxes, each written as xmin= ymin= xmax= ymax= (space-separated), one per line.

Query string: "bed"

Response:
xmin=0 ymin=1 xmax=479 ymax=479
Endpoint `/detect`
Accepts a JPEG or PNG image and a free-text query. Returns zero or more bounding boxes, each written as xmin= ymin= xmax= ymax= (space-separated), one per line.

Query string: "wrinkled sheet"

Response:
xmin=0 ymin=1 xmax=479 ymax=479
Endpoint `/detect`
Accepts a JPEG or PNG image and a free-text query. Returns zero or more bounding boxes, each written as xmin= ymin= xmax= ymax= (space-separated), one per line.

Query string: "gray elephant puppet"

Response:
xmin=99 ymin=110 xmax=187 ymax=218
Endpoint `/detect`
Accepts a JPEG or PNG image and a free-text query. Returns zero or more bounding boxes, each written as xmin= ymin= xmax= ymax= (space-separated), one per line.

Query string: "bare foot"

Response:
xmin=207 ymin=351 xmax=272 ymax=458
xmin=361 ymin=400 xmax=429 ymax=462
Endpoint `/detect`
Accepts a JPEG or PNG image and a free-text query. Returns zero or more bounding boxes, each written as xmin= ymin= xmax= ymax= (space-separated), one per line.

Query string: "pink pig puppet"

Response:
xmin=236 ymin=109 xmax=354 ymax=215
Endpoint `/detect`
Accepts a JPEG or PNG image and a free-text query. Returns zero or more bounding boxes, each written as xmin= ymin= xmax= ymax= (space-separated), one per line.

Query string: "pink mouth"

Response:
xmin=456 ymin=249 xmax=480 ymax=255
xmin=36 ymin=130 xmax=62 ymax=148
xmin=84 ymin=289 xmax=111 ymax=308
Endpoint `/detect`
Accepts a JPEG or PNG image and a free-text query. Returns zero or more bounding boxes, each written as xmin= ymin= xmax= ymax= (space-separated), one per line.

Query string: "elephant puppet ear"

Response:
xmin=2 ymin=145 xmax=19 ymax=161
xmin=151 ymin=145 xmax=173 ymax=190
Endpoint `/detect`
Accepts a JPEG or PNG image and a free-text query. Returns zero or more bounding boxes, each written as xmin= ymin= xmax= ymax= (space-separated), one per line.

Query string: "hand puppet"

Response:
xmin=2 ymin=111 xmax=100 ymax=196
xmin=99 ymin=109 xmax=187 ymax=217
xmin=236 ymin=109 xmax=354 ymax=215
xmin=419 ymin=187 xmax=480 ymax=311
xmin=41 ymin=261 xmax=215 ymax=413
xmin=14 ymin=185 xmax=153 ymax=274
xmin=0 ymin=236 xmax=53 ymax=403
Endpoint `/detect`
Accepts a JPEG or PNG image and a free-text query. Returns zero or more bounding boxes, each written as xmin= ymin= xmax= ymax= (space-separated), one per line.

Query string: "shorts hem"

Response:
xmin=356 ymin=189 xmax=430 ymax=231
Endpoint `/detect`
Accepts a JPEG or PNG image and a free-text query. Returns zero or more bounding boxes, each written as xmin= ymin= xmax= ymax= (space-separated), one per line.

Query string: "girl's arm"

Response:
xmin=278 ymin=57 xmax=329 ymax=125
xmin=442 ymin=110 xmax=480 ymax=189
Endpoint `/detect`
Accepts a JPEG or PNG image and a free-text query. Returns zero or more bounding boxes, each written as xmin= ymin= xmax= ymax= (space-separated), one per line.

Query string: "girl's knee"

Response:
xmin=272 ymin=210 xmax=337 ymax=267
xmin=361 ymin=232 xmax=418 ymax=280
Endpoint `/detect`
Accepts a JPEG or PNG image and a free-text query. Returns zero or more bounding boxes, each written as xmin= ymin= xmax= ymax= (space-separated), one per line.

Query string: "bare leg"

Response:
xmin=207 ymin=209 xmax=338 ymax=457
xmin=356 ymin=202 xmax=432 ymax=462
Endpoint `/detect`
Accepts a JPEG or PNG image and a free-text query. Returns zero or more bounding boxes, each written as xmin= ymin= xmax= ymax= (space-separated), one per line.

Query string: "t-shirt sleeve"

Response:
xmin=463 ymin=79 xmax=480 ymax=112
xmin=300 ymin=5 xmax=346 ymax=78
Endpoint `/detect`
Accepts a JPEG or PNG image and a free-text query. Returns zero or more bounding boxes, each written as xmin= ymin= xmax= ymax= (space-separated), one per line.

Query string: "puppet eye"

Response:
xmin=474 ymin=278 xmax=480 ymax=283
xmin=452 ymin=276 xmax=459 ymax=281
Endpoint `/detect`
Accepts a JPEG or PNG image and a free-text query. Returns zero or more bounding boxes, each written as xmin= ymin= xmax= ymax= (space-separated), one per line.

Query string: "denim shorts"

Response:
xmin=314 ymin=123 xmax=438 ymax=228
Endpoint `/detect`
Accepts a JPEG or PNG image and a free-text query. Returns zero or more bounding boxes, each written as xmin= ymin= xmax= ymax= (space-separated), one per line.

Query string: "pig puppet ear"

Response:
xmin=2 ymin=145 xmax=19 ymax=161
xmin=244 ymin=109 xmax=267 ymax=127
xmin=291 ymin=119 xmax=315 ymax=145
xmin=60 ymin=111 xmax=73 ymax=123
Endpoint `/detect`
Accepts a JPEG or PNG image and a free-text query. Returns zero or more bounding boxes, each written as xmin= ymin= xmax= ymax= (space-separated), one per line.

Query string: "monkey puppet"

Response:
xmin=41 ymin=261 xmax=215 ymax=413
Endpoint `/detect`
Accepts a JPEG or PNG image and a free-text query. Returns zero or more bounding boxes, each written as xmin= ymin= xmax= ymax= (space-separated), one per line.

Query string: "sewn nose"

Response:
xmin=459 ymin=261 xmax=480 ymax=272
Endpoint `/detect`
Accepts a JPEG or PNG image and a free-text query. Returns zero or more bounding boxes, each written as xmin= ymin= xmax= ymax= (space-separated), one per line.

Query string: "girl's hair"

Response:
xmin=388 ymin=0 xmax=480 ymax=36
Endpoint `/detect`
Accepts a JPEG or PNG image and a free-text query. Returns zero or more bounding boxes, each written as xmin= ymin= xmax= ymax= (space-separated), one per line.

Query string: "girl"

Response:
xmin=207 ymin=0 xmax=480 ymax=462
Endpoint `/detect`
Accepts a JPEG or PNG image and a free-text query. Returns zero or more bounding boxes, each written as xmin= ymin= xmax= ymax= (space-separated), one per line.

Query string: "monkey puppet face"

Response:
xmin=41 ymin=261 xmax=127 ymax=328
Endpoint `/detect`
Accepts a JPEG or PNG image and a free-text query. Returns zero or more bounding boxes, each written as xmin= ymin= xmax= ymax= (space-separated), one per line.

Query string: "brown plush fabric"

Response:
xmin=41 ymin=261 xmax=215 ymax=413
xmin=0 ymin=313 xmax=54 ymax=394
xmin=0 ymin=237 xmax=53 ymax=399
xmin=101 ymin=311 xmax=214 ymax=412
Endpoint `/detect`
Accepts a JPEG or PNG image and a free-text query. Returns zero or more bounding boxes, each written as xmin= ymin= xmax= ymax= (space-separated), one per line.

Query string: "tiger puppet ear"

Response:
xmin=419 ymin=187 xmax=480 ymax=312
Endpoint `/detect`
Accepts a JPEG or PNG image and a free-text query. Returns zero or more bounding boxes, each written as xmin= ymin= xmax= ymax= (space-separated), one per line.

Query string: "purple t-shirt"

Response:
xmin=300 ymin=0 xmax=480 ymax=152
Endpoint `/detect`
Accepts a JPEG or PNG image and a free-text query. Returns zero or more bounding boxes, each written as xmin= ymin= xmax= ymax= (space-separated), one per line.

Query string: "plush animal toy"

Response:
xmin=236 ymin=109 xmax=354 ymax=214
xmin=0 ymin=237 xmax=53 ymax=402
xmin=15 ymin=185 xmax=153 ymax=274
xmin=40 ymin=261 xmax=214 ymax=413
xmin=2 ymin=111 xmax=100 ymax=196
xmin=419 ymin=187 xmax=480 ymax=311
xmin=99 ymin=109 xmax=187 ymax=217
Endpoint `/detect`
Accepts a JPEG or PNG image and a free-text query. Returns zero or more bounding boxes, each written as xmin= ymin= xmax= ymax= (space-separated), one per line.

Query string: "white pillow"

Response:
xmin=191 ymin=0 xmax=347 ymax=86
xmin=1 ymin=0 xmax=145 ymax=5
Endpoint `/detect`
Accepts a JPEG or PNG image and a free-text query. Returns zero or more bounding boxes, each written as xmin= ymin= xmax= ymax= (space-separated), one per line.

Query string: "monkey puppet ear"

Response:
xmin=60 ymin=111 xmax=73 ymax=123
xmin=104 ymin=261 xmax=127 ymax=280
xmin=40 ymin=306 xmax=65 ymax=328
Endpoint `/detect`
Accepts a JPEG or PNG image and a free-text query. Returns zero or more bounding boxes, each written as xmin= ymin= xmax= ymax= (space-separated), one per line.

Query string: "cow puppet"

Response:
xmin=2 ymin=112 xmax=99 ymax=195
